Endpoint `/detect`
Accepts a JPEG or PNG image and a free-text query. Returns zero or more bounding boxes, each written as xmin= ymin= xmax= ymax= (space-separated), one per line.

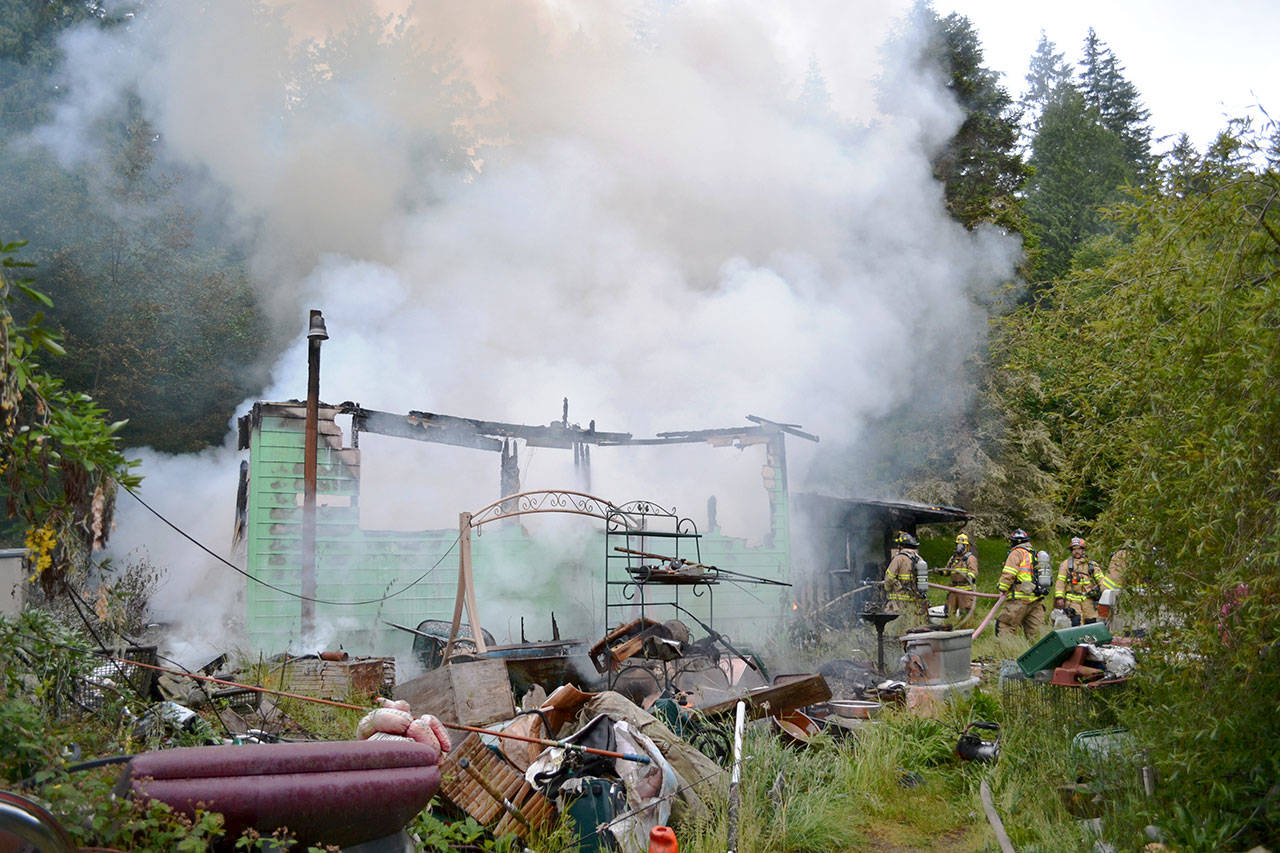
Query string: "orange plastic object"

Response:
xmin=650 ymin=825 xmax=678 ymax=852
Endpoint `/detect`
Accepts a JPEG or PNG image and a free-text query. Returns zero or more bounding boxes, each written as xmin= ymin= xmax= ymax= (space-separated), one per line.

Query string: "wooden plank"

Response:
xmin=696 ymin=674 xmax=832 ymax=720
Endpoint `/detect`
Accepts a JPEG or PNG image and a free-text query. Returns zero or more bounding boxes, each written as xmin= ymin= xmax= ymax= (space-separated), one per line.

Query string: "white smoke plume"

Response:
xmin=40 ymin=0 xmax=1021 ymax=658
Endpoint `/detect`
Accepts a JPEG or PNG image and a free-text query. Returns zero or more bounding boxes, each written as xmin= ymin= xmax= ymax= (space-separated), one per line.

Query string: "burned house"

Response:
xmin=232 ymin=397 xmax=970 ymax=658
xmin=234 ymin=401 xmax=820 ymax=657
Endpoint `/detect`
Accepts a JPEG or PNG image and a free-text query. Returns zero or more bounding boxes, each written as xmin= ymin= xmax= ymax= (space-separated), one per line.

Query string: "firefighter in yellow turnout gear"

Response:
xmin=883 ymin=531 xmax=925 ymax=629
xmin=1054 ymin=537 xmax=1117 ymax=624
xmin=943 ymin=533 xmax=979 ymax=620
xmin=996 ymin=529 xmax=1046 ymax=640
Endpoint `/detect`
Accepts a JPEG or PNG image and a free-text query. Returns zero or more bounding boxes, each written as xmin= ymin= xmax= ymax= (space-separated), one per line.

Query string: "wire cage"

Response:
xmin=76 ymin=645 xmax=158 ymax=708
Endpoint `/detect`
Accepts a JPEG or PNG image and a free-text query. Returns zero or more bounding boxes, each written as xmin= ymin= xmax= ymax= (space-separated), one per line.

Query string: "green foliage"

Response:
xmin=407 ymin=807 xmax=527 ymax=851
xmin=1020 ymin=31 xmax=1071 ymax=134
xmin=1021 ymin=31 xmax=1154 ymax=285
xmin=992 ymin=121 xmax=1280 ymax=846
xmin=1078 ymin=28 xmax=1154 ymax=176
xmin=1 ymin=240 xmax=141 ymax=579
xmin=1 ymin=121 xmax=273 ymax=453
xmin=1024 ymin=84 xmax=1131 ymax=283
xmin=0 ymin=5 xmax=272 ymax=455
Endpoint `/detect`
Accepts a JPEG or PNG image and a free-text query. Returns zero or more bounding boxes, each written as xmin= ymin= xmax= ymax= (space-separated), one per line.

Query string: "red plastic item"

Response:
xmin=650 ymin=825 xmax=678 ymax=852
xmin=121 ymin=739 xmax=440 ymax=850
xmin=1050 ymin=647 xmax=1105 ymax=686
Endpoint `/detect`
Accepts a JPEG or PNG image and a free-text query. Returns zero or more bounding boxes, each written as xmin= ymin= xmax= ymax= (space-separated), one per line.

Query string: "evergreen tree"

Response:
xmin=1021 ymin=32 xmax=1156 ymax=283
xmin=1021 ymin=31 xmax=1071 ymax=135
xmin=915 ymin=7 xmax=1030 ymax=232
xmin=1024 ymin=84 xmax=1129 ymax=282
xmin=1078 ymin=28 xmax=1154 ymax=176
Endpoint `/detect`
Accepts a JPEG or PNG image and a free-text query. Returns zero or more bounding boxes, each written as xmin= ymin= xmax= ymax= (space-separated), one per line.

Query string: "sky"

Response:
xmin=942 ymin=0 xmax=1280 ymax=150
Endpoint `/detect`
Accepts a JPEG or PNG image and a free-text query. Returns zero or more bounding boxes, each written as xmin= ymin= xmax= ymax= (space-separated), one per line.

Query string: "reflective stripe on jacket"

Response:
xmin=945 ymin=552 xmax=978 ymax=587
xmin=1054 ymin=556 xmax=1116 ymax=601
xmin=997 ymin=545 xmax=1039 ymax=600
xmin=885 ymin=549 xmax=919 ymax=602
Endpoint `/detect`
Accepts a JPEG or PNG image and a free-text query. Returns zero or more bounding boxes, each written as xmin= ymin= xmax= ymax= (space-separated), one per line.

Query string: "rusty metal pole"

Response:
xmin=301 ymin=309 xmax=328 ymax=638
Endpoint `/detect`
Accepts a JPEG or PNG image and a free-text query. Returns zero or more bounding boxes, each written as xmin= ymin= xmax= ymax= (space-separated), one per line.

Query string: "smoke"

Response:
xmin=37 ymin=0 xmax=1022 ymax=658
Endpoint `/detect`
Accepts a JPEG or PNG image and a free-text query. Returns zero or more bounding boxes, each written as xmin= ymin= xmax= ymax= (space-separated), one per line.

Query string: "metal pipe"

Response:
xmin=301 ymin=309 xmax=327 ymax=637
xmin=727 ymin=699 xmax=746 ymax=853
xmin=458 ymin=757 xmax=531 ymax=829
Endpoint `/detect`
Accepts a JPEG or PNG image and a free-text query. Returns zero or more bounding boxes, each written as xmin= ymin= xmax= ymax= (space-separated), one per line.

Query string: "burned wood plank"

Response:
xmin=438 ymin=733 xmax=553 ymax=841
xmin=696 ymin=674 xmax=832 ymax=721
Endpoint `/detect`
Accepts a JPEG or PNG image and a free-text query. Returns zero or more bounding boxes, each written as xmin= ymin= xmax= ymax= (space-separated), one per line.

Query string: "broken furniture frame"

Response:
xmin=443 ymin=490 xmax=643 ymax=664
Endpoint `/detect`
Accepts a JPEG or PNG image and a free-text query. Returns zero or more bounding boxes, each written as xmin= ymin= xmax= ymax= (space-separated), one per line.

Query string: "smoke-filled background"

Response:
xmin=7 ymin=0 xmax=1020 ymax=659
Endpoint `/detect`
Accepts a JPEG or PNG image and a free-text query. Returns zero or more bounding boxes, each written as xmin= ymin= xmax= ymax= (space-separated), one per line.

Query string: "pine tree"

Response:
xmin=1021 ymin=31 xmax=1071 ymax=134
xmin=1078 ymin=28 xmax=1154 ymax=176
xmin=916 ymin=8 xmax=1030 ymax=232
xmin=1024 ymin=83 xmax=1128 ymax=282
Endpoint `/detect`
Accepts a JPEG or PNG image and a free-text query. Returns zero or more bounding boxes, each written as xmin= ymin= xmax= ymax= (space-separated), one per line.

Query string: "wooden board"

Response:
xmin=393 ymin=659 xmax=514 ymax=727
xmin=438 ymin=733 xmax=554 ymax=840
xmin=697 ymin=674 xmax=832 ymax=721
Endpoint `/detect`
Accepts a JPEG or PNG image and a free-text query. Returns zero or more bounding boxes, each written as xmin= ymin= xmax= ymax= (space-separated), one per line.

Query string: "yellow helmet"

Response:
xmin=955 ymin=533 xmax=970 ymax=547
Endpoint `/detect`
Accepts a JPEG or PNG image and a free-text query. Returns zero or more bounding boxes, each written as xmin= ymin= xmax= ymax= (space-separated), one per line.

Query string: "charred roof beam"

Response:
xmin=339 ymin=403 xmax=819 ymax=451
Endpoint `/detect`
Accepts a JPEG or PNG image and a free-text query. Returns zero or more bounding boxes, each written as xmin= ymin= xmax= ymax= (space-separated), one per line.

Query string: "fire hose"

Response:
xmin=970 ymin=594 xmax=1008 ymax=640
xmin=926 ymin=582 xmax=1003 ymax=599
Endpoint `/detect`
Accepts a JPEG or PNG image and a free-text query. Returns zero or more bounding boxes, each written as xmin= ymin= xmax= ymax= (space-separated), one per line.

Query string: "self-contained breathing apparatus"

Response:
xmin=913 ymin=552 xmax=930 ymax=595
xmin=1034 ymin=550 xmax=1052 ymax=598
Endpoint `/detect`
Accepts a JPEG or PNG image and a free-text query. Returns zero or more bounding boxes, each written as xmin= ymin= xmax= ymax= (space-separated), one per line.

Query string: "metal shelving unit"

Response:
xmin=602 ymin=501 xmax=717 ymax=692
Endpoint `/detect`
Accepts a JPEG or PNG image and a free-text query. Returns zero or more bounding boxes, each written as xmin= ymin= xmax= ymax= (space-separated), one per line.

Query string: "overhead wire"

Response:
xmin=121 ymin=485 xmax=459 ymax=606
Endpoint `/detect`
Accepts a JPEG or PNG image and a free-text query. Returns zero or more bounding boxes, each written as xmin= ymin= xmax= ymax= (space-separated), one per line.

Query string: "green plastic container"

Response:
xmin=1017 ymin=623 xmax=1113 ymax=677
xmin=561 ymin=777 xmax=626 ymax=851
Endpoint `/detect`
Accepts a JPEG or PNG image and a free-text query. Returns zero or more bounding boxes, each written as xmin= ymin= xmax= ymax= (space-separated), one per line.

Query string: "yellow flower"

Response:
xmin=23 ymin=524 xmax=55 ymax=577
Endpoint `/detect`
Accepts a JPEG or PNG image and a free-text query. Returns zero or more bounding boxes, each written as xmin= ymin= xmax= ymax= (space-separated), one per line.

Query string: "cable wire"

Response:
xmin=121 ymin=485 xmax=459 ymax=606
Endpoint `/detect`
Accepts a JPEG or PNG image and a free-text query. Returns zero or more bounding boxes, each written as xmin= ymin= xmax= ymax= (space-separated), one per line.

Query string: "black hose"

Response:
xmin=18 ymin=754 xmax=135 ymax=790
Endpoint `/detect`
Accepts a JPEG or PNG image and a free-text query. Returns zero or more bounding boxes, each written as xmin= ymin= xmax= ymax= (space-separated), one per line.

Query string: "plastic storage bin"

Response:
xmin=1017 ymin=623 xmax=1112 ymax=677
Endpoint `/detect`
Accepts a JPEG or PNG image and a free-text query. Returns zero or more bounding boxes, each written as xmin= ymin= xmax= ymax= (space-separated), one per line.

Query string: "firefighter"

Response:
xmin=942 ymin=533 xmax=979 ymax=620
xmin=1054 ymin=537 xmax=1117 ymax=624
xmin=883 ymin=531 xmax=924 ymax=625
xmin=1106 ymin=547 xmax=1127 ymax=589
xmin=995 ymin=529 xmax=1046 ymax=640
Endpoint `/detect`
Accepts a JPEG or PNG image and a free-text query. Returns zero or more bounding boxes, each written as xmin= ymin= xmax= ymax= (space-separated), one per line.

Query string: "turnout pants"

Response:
xmin=997 ymin=598 xmax=1046 ymax=640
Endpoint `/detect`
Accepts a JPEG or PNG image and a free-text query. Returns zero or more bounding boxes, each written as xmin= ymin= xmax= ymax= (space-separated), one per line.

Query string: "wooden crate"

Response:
xmin=393 ymin=659 xmax=514 ymax=727
xmin=438 ymin=733 xmax=554 ymax=839
xmin=282 ymin=657 xmax=392 ymax=699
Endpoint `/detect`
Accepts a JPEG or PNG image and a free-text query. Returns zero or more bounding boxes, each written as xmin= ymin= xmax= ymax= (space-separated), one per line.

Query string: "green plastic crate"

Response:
xmin=1017 ymin=623 xmax=1113 ymax=677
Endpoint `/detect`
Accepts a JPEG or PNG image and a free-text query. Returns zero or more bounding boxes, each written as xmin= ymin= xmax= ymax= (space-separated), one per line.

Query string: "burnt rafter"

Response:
xmin=340 ymin=403 xmax=818 ymax=451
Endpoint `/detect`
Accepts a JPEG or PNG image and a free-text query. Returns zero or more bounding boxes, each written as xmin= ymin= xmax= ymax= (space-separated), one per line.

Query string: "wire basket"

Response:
xmin=76 ymin=645 xmax=158 ymax=708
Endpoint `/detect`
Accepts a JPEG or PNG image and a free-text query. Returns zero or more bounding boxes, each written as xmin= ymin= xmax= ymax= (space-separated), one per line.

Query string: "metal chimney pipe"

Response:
xmin=302 ymin=309 xmax=328 ymax=637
